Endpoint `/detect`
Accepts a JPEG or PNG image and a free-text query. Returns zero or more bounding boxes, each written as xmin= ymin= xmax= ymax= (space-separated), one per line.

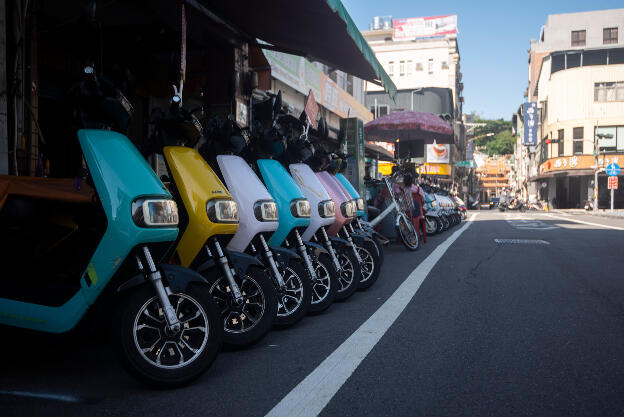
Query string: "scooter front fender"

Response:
xmin=270 ymin=246 xmax=301 ymax=267
xmin=228 ymin=250 xmax=265 ymax=276
xmin=350 ymin=232 xmax=374 ymax=246
xmin=304 ymin=240 xmax=329 ymax=258
xmin=117 ymin=264 xmax=209 ymax=294
xmin=329 ymin=236 xmax=351 ymax=247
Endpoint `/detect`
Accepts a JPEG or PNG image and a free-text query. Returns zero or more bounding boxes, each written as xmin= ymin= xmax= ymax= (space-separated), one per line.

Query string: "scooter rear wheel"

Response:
xmin=273 ymin=260 xmax=312 ymax=328
xmin=116 ymin=283 xmax=222 ymax=387
xmin=204 ymin=266 xmax=277 ymax=347
xmin=307 ymin=254 xmax=338 ymax=313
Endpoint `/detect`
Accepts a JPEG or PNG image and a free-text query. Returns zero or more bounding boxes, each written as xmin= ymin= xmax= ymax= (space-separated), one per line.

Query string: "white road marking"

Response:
xmin=265 ymin=214 xmax=479 ymax=417
xmin=543 ymin=213 xmax=624 ymax=231
xmin=0 ymin=390 xmax=83 ymax=403
xmin=504 ymin=214 xmax=559 ymax=230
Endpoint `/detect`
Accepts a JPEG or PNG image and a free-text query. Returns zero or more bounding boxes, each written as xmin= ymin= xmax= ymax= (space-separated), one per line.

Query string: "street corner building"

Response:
xmin=512 ymin=8 xmax=624 ymax=209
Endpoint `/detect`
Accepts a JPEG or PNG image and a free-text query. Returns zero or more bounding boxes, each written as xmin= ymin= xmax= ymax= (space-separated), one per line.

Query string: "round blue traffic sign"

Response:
xmin=606 ymin=163 xmax=620 ymax=176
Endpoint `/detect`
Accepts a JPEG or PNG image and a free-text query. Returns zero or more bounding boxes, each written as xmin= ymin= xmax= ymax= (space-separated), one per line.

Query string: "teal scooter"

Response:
xmin=0 ymin=67 xmax=221 ymax=387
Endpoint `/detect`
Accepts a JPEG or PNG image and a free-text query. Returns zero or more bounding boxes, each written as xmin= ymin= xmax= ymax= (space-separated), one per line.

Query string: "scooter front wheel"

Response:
xmin=116 ymin=283 xmax=222 ymax=387
xmin=333 ymin=246 xmax=360 ymax=301
xmin=356 ymin=241 xmax=381 ymax=290
xmin=273 ymin=260 xmax=312 ymax=328
xmin=307 ymin=254 xmax=338 ymax=314
xmin=204 ymin=266 xmax=277 ymax=347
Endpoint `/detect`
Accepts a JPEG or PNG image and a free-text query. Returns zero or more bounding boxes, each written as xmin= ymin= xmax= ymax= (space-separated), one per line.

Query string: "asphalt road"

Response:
xmin=2 ymin=210 xmax=624 ymax=417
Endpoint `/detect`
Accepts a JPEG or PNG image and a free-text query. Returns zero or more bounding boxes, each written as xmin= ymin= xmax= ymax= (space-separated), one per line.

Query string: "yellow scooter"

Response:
xmin=155 ymin=99 xmax=277 ymax=347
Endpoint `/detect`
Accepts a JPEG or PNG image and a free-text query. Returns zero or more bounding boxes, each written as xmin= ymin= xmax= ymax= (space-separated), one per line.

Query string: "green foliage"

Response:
xmin=472 ymin=117 xmax=515 ymax=156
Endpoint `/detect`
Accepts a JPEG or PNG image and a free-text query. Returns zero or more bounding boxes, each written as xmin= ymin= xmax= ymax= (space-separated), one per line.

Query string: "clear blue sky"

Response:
xmin=342 ymin=0 xmax=622 ymax=120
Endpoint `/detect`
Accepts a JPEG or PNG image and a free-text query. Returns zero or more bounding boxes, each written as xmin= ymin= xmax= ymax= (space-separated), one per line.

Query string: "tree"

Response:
xmin=472 ymin=117 xmax=514 ymax=156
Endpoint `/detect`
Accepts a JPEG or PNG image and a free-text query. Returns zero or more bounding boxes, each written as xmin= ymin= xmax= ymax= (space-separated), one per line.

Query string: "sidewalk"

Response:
xmin=552 ymin=208 xmax=624 ymax=219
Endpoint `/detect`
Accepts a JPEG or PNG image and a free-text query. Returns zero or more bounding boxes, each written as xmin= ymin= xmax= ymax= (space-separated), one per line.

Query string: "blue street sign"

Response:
xmin=606 ymin=163 xmax=620 ymax=176
xmin=523 ymin=102 xmax=537 ymax=146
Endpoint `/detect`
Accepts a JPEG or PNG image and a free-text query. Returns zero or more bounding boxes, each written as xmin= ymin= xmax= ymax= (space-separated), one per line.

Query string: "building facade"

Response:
xmin=518 ymin=9 xmax=624 ymax=208
xmin=361 ymin=15 xmax=464 ymax=182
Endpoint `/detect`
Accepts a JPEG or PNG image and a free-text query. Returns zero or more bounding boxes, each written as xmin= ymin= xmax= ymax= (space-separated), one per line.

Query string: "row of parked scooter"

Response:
xmin=421 ymin=186 xmax=467 ymax=234
xmin=0 ymin=66 xmax=388 ymax=388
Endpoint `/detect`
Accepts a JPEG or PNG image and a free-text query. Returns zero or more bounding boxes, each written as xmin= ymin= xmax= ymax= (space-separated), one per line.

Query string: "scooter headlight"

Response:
xmin=290 ymin=199 xmax=311 ymax=218
xmin=206 ymin=199 xmax=239 ymax=223
xmin=356 ymin=198 xmax=365 ymax=211
xmin=341 ymin=201 xmax=357 ymax=218
xmin=132 ymin=198 xmax=179 ymax=227
xmin=318 ymin=200 xmax=336 ymax=218
xmin=254 ymin=200 xmax=278 ymax=222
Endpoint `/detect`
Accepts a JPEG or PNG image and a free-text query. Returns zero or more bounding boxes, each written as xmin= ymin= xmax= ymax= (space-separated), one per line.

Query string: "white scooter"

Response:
xmin=213 ymin=152 xmax=312 ymax=328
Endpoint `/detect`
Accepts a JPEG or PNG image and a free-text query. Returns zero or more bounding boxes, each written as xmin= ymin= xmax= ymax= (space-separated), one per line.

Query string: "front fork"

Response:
xmin=342 ymin=226 xmax=363 ymax=263
xmin=212 ymin=240 xmax=244 ymax=305
xmin=294 ymin=229 xmax=318 ymax=282
xmin=137 ymin=246 xmax=181 ymax=333
xmin=259 ymin=234 xmax=287 ymax=291
xmin=320 ymin=227 xmax=342 ymax=272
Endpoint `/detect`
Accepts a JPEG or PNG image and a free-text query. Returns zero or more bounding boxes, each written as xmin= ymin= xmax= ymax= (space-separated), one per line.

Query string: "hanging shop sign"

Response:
xmin=523 ymin=102 xmax=537 ymax=146
xmin=539 ymin=154 xmax=624 ymax=174
xmin=393 ymin=15 xmax=457 ymax=40
xmin=341 ymin=118 xmax=366 ymax=194
xmin=304 ymin=90 xmax=320 ymax=128
xmin=263 ymin=50 xmax=373 ymax=122
xmin=417 ymin=163 xmax=451 ymax=176
xmin=426 ymin=143 xmax=450 ymax=163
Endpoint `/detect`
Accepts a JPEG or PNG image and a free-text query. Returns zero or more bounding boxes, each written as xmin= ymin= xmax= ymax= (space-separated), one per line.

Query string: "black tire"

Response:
xmin=434 ymin=217 xmax=443 ymax=234
xmin=396 ymin=215 xmax=419 ymax=251
xmin=306 ymin=254 xmax=338 ymax=313
xmin=203 ymin=266 xmax=277 ymax=347
xmin=370 ymin=235 xmax=385 ymax=266
xmin=461 ymin=211 xmax=467 ymax=220
xmin=425 ymin=216 xmax=438 ymax=235
xmin=273 ymin=260 xmax=312 ymax=328
xmin=356 ymin=241 xmax=381 ymax=290
xmin=333 ymin=245 xmax=360 ymax=301
xmin=441 ymin=216 xmax=450 ymax=231
xmin=520 ymin=205 xmax=527 ymax=213
xmin=116 ymin=283 xmax=222 ymax=387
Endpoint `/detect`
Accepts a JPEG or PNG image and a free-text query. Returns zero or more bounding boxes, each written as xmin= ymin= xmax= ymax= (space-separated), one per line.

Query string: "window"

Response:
xmin=558 ymin=129 xmax=565 ymax=156
xmin=571 ymin=30 xmax=586 ymax=47
xmin=604 ymin=27 xmax=618 ymax=45
xmin=441 ymin=61 xmax=449 ymax=70
xmin=573 ymin=127 xmax=584 ymax=154
xmin=399 ymin=61 xmax=405 ymax=76
xmin=595 ymin=81 xmax=624 ymax=102
xmin=370 ymin=105 xmax=389 ymax=118
xmin=427 ymin=59 xmax=434 ymax=74
xmin=415 ymin=62 xmax=423 ymax=71
xmin=388 ymin=61 xmax=394 ymax=77
xmin=406 ymin=60 xmax=412 ymax=76
xmin=595 ymin=126 xmax=624 ymax=152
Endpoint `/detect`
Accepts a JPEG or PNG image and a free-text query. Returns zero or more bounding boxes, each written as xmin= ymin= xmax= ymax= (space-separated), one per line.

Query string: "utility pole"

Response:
xmin=0 ymin=0 xmax=8 ymax=175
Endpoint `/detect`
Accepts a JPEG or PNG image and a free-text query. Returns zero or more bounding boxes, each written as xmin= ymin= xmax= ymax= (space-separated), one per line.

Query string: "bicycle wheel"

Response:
xmin=396 ymin=215 xmax=419 ymax=251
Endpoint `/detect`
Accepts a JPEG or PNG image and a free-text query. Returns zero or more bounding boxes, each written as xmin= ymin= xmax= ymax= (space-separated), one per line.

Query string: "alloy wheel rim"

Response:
xmin=311 ymin=260 xmax=331 ymax=304
xmin=357 ymin=246 xmax=375 ymax=282
xmin=210 ymin=275 xmax=265 ymax=334
xmin=133 ymin=294 xmax=209 ymax=370
xmin=337 ymin=253 xmax=355 ymax=292
xmin=277 ymin=266 xmax=304 ymax=317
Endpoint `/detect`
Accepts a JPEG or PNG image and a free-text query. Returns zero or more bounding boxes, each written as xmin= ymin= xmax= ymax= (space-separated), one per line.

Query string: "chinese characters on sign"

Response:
xmin=523 ymin=102 xmax=537 ymax=146
xmin=608 ymin=176 xmax=618 ymax=190
xmin=393 ymin=15 xmax=457 ymax=40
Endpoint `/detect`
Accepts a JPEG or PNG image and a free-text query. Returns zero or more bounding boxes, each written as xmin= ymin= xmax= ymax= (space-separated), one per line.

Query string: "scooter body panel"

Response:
xmin=164 ymin=146 xmax=238 ymax=267
xmin=217 ymin=155 xmax=279 ymax=252
xmin=257 ymin=159 xmax=310 ymax=246
xmin=316 ymin=171 xmax=352 ymax=236
xmin=335 ymin=173 xmax=366 ymax=219
xmin=0 ymin=130 xmax=177 ymax=333
xmin=289 ymin=163 xmax=335 ymax=241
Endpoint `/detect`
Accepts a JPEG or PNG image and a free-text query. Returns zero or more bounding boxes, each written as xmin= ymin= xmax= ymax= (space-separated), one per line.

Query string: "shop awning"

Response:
xmin=195 ymin=0 xmax=397 ymax=99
